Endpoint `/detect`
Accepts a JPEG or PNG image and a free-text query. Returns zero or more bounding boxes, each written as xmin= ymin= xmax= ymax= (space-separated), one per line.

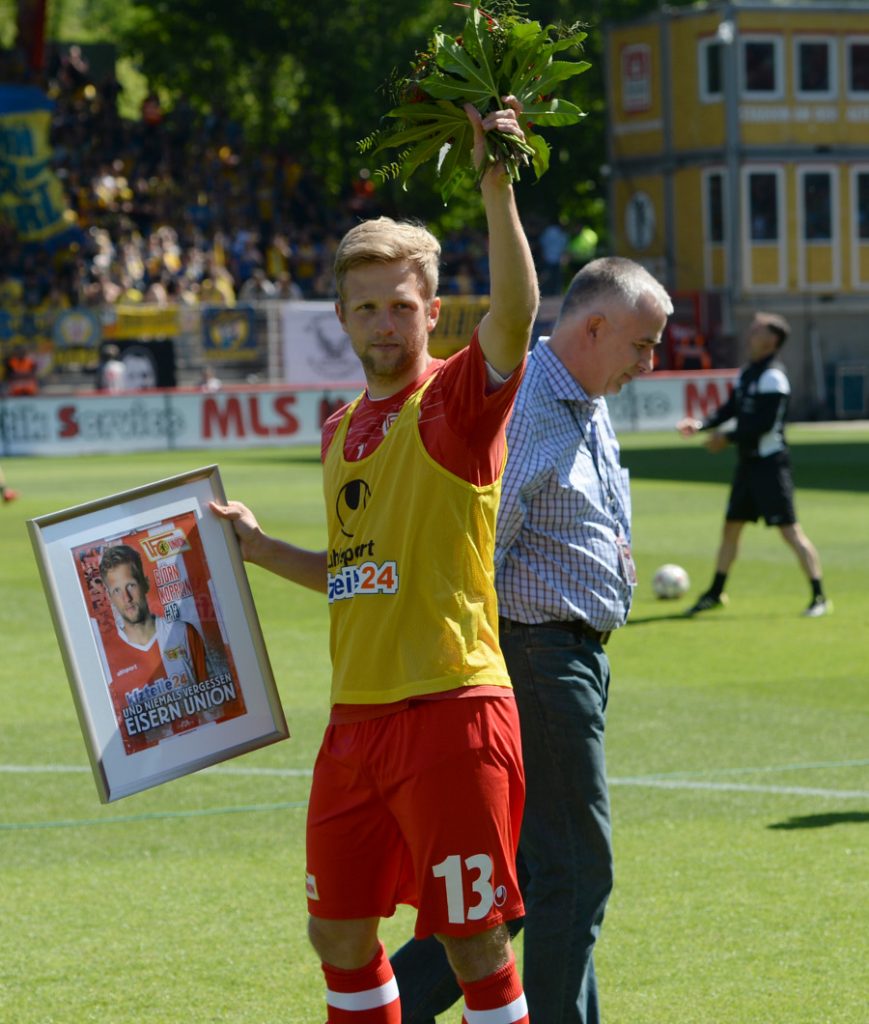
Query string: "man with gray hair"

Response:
xmin=393 ymin=256 xmax=673 ymax=1023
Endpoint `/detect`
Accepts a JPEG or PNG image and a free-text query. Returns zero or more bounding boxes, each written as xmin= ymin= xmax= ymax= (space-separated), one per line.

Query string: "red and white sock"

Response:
xmin=322 ymin=942 xmax=401 ymax=1023
xmin=459 ymin=954 xmax=529 ymax=1023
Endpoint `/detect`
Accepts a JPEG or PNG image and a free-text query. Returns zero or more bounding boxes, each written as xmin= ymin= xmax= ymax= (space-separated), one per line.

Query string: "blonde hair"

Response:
xmin=334 ymin=217 xmax=441 ymax=301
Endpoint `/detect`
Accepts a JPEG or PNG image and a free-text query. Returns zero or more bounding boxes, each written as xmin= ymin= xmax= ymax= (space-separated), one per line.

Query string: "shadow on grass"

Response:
xmin=625 ymin=611 xmax=694 ymax=625
xmin=768 ymin=811 xmax=869 ymax=830
xmin=622 ymin=441 xmax=869 ymax=493
xmin=627 ymin=610 xmax=815 ymax=626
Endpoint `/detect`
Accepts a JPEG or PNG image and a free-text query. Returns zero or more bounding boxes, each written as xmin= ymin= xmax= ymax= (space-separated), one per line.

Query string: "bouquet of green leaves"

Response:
xmin=359 ymin=1 xmax=590 ymax=202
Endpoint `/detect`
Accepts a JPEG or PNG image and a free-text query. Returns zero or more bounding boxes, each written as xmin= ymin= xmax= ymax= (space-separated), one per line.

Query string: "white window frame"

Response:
xmin=701 ymin=167 xmax=728 ymax=288
xmin=850 ymin=165 xmax=869 ymax=290
xmin=794 ymin=36 xmax=837 ymax=101
xmin=798 ymin=166 xmax=835 ymax=243
xmin=845 ymin=36 xmax=869 ymax=99
xmin=703 ymin=167 xmax=728 ymax=244
xmin=740 ymin=34 xmax=784 ymax=100
xmin=699 ymin=37 xmax=724 ymax=102
xmin=741 ymin=165 xmax=786 ymax=291
xmin=796 ymin=165 xmax=840 ymax=291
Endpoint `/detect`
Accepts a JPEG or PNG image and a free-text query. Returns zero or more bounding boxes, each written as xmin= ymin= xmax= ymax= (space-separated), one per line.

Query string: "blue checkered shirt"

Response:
xmin=495 ymin=341 xmax=634 ymax=632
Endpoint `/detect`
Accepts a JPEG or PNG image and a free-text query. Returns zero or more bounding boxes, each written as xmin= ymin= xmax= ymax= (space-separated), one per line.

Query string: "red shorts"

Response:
xmin=305 ymin=694 xmax=525 ymax=938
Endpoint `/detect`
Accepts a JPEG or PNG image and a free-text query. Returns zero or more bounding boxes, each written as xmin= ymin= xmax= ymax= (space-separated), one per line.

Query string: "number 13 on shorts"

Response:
xmin=433 ymin=853 xmax=508 ymax=924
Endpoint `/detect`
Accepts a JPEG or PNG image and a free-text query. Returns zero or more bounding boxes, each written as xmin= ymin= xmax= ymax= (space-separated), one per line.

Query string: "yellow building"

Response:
xmin=605 ymin=0 xmax=869 ymax=415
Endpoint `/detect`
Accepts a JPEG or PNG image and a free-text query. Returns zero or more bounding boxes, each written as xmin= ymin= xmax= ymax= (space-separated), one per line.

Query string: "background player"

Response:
xmin=677 ymin=311 xmax=829 ymax=617
xmin=0 ymin=464 xmax=19 ymax=504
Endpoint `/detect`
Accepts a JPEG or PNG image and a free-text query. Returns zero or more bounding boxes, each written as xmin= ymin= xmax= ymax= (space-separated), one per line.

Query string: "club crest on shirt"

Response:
xmin=336 ymin=478 xmax=371 ymax=538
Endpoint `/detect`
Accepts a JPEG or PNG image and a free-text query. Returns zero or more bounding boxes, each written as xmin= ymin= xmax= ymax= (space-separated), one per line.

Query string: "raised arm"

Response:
xmin=210 ymin=500 xmax=327 ymax=594
xmin=466 ymin=98 xmax=540 ymax=378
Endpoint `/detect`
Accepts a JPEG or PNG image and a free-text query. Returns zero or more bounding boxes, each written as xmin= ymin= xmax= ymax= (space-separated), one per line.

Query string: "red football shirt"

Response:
xmin=321 ymin=331 xmax=523 ymax=485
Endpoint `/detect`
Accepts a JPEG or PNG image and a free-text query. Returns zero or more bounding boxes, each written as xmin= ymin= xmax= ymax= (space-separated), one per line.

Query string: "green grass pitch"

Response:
xmin=1 ymin=425 xmax=866 ymax=1023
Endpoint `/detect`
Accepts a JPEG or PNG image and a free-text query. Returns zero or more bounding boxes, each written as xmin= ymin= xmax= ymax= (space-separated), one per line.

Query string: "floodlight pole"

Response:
xmin=720 ymin=4 xmax=740 ymax=337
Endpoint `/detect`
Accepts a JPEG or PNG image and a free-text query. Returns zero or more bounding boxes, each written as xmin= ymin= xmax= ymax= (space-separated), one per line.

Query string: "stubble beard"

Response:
xmin=120 ymin=601 xmax=151 ymax=627
xmin=359 ymin=341 xmax=419 ymax=387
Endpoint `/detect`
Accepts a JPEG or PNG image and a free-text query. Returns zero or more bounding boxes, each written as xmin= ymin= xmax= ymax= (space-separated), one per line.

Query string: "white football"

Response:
xmin=652 ymin=563 xmax=690 ymax=599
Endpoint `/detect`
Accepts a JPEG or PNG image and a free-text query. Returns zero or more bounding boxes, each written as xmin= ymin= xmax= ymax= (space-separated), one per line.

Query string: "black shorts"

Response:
xmin=726 ymin=451 xmax=796 ymax=526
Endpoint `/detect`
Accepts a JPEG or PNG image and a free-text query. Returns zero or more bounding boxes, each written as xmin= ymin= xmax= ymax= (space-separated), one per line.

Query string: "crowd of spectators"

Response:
xmin=1 ymin=44 xmax=353 ymax=311
xmin=2 ymin=44 xmax=590 ymax=318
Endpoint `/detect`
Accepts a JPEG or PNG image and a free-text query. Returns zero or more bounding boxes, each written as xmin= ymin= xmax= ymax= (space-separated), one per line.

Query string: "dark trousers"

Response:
xmin=392 ymin=623 xmax=614 ymax=1022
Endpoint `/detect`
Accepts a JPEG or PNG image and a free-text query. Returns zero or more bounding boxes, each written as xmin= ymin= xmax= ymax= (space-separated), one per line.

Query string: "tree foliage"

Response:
xmin=69 ymin=0 xmax=697 ymax=237
xmin=359 ymin=3 xmax=589 ymax=202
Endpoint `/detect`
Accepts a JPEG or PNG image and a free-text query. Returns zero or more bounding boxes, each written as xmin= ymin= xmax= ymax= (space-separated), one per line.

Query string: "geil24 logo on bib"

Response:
xmin=328 ymin=561 xmax=399 ymax=603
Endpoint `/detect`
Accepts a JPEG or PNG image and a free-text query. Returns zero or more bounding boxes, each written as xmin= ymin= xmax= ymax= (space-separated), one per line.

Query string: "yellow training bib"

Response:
xmin=323 ymin=377 xmax=511 ymax=705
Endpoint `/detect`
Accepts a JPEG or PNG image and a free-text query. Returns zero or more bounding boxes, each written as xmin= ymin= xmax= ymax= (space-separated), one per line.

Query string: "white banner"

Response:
xmin=606 ymin=370 xmax=737 ymax=432
xmin=0 ymin=386 xmax=361 ymax=456
xmin=281 ymin=301 xmax=364 ymax=388
xmin=0 ymin=371 xmax=737 ymax=456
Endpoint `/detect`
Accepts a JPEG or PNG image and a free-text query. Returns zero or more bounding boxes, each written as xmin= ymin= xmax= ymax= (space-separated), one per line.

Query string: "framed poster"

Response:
xmin=28 ymin=465 xmax=289 ymax=802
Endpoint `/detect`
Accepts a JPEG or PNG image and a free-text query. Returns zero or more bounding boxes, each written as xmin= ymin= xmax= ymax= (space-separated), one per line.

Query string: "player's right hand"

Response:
xmin=676 ymin=417 xmax=702 ymax=437
xmin=209 ymin=500 xmax=263 ymax=562
xmin=464 ymin=96 xmax=524 ymax=181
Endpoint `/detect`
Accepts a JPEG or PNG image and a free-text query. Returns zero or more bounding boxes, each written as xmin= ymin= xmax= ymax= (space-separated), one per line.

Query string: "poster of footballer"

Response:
xmin=74 ymin=513 xmax=246 ymax=755
xmin=28 ymin=465 xmax=288 ymax=802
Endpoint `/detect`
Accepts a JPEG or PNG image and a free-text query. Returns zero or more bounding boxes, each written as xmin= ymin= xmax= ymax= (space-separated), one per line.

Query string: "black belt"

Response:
xmin=499 ymin=617 xmax=611 ymax=646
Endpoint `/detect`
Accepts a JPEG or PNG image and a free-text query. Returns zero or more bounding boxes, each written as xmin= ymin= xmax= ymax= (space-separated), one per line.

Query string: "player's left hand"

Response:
xmin=704 ymin=431 xmax=728 ymax=453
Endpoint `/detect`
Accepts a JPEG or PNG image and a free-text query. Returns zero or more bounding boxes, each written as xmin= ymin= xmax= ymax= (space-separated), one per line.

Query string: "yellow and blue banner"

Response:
xmin=0 ymin=85 xmax=76 ymax=246
xmin=202 ymin=306 xmax=257 ymax=362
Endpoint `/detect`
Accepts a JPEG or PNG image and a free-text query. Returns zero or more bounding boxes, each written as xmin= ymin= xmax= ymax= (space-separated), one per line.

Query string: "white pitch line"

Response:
xmin=626 ymin=758 xmax=869 ymax=779
xmin=203 ymin=765 xmax=313 ymax=777
xmin=609 ymin=777 xmax=869 ymax=799
xmin=0 ymin=763 xmax=313 ymax=777
xmin=1 ymin=763 xmax=867 ymax=799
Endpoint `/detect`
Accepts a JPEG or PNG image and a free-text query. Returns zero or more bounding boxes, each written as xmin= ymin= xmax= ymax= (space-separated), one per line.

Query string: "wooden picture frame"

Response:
xmin=28 ymin=465 xmax=289 ymax=802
